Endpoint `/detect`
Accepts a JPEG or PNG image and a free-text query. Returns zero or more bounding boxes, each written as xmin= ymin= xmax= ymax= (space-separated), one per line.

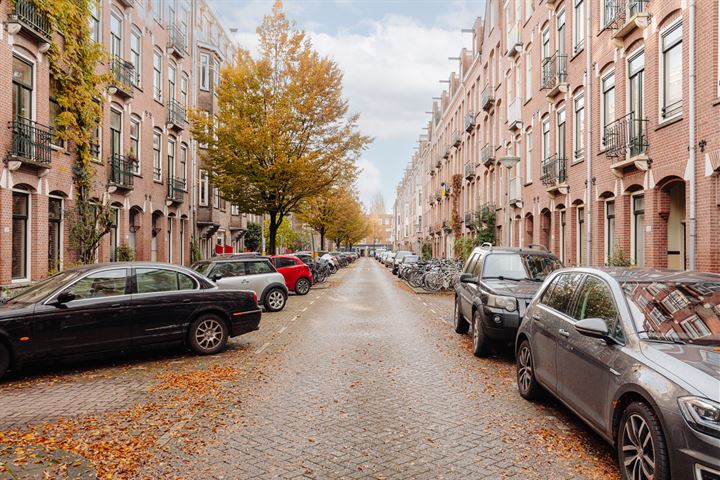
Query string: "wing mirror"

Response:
xmin=575 ymin=318 xmax=615 ymax=344
xmin=459 ymin=273 xmax=478 ymax=285
xmin=56 ymin=291 xmax=77 ymax=304
xmin=210 ymin=273 xmax=223 ymax=282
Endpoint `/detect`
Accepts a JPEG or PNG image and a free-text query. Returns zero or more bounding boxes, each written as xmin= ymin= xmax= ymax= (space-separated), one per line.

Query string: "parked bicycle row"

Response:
xmin=371 ymin=248 xmax=463 ymax=292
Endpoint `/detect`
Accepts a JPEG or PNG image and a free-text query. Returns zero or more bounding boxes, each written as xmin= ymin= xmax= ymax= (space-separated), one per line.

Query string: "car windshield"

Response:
xmin=6 ymin=270 xmax=85 ymax=304
xmin=403 ymin=256 xmax=419 ymax=263
xmin=192 ymin=262 xmax=211 ymax=275
xmin=482 ymin=254 xmax=561 ymax=281
xmin=623 ymin=281 xmax=720 ymax=346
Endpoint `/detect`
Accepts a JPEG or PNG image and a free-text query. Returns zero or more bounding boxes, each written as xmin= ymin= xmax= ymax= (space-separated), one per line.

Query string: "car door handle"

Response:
xmin=558 ymin=328 xmax=570 ymax=338
xmin=182 ymin=298 xmax=192 ymax=303
xmin=532 ymin=313 xmax=542 ymax=321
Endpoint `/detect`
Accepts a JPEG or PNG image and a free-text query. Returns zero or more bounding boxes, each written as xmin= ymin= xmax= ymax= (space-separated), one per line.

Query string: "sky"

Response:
xmin=207 ymin=0 xmax=487 ymax=213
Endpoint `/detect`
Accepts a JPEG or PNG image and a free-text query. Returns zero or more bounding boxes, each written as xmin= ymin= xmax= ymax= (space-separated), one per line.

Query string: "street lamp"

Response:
xmin=499 ymin=156 xmax=521 ymax=247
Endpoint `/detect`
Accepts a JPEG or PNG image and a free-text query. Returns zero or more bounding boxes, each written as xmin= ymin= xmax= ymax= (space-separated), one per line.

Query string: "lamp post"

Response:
xmin=499 ymin=156 xmax=521 ymax=247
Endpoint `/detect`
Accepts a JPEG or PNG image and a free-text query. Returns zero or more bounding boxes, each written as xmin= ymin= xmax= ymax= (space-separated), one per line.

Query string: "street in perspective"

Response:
xmin=1 ymin=0 xmax=719 ymax=479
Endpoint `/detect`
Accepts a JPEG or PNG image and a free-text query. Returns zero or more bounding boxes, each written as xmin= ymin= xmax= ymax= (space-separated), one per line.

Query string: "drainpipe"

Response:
xmin=585 ymin=0 xmax=593 ymax=266
xmin=190 ymin=0 xmax=198 ymax=258
xmin=688 ymin=0 xmax=696 ymax=270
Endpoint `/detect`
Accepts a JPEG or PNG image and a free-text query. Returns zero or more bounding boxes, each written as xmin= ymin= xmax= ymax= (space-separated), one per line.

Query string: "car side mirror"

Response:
xmin=575 ymin=318 xmax=614 ymax=343
xmin=211 ymin=273 xmax=223 ymax=282
xmin=56 ymin=291 xmax=76 ymax=304
xmin=459 ymin=273 xmax=478 ymax=285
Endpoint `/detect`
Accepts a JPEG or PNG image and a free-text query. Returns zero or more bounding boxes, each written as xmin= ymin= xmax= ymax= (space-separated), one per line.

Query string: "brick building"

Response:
xmin=394 ymin=0 xmax=720 ymax=272
xmin=0 ymin=0 xmax=259 ymax=287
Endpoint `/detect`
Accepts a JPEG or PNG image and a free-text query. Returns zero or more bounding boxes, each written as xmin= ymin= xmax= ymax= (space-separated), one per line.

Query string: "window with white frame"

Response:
xmin=541 ymin=117 xmax=550 ymax=161
xmin=200 ymin=54 xmax=210 ymax=91
xmin=573 ymin=0 xmax=584 ymax=53
xmin=632 ymin=194 xmax=645 ymax=266
xmin=168 ymin=61 xmax=176 ymax=102
xmin=153 ymin=129 xmax=162 ymax=182
xmin=525 ymin=0 xmax=533 ymax=21
xmin=153 ymin=49 xmax=163 ymax=102
xmin=179 ymin=143 xmax=187 ymax=183
xmin=605 ymin=200 xmax=615 ymax=264
xmin=199 ymin=170 xmax=209 ymax=206
xmin=213 ymin=59 xmax=220 ymax=88
xmin=573 ymin=94 xmax=584 ymax=161
xmin=153 ymin=0 xmax=163 ymax=21
xmin=541 ymin=27 xmax=550 ymax=60
xmin=130 ymin=27 xmax=141 ymax=86
xmin=167 ymin=136 xmax=176 ymax=181
xmin=661 ymin=21 xmax=683 ymax=120
xmin=525 ymin=47 xmax=533 ymax=100
xmin=525 ymin=129 xmax=533 ymax=183
xmin=109 ymin=10 xmax=123 ymax=58
xmin=12 ymin=190 xmax=30 ymax=280
xmin=130 ymin=115 xmax=140 ymax=173
xmin=181 ymin=74 xmax=188 ymax=106
xmin=213 ymin=187 xmax=220 ymax=209
xmin=89 ymin=1 xmax=100 ymax=43
xmin=601 ymin=72 xmax=615 ymax=148
xmin=231 ymin=205 xmax=239 ymax=215
xmin=577 ymin=206 xmax=585 ymax=265
xmin=557 ymin=109 xmax=566 ymax=159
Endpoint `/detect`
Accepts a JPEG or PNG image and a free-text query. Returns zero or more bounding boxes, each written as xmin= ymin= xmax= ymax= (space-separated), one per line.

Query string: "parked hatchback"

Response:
xmin=516 ymin=268 xmax=720 ymax=480
xmin=454 ymin=244 xmax=562 ymax=356
xmin=192 ymin=257 xmax=288 ymax=312
xmin=270 ymin=255 xmax=313 ymax=295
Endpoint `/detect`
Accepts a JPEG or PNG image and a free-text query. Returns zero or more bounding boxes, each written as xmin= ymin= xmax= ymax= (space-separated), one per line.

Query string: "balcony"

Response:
xmin=508 ymin=98 xmax=522 ymax=131
xmin=606 ymin=0 xmax=650 ymax=48
xmin=108 ymin=154 xmax=135 ymax=192
xmin=167 ymin=24 xmax=187 ymax=58
xmin=464 ymin=112 xmax=476 ymax=133
xmin=464 ymin=161 xmax=476 ymax=180
xmin=481 ymin=143 xmax=496 ymax=167
xmin=8 ymin=0 xmax=52 ymax=43
xmin=541 ymin=52 xmax=568 ymax=98
xmin=166 ymin=176 xmax=186 ymax=205
xmin=441 ymin=220 xmax=452 ymax=233
xmin=452 ymin=130 xmax=462 ymax=148
xmin=540 ymin=154 xmax=568 ymax=195
xmin=506 ymin=22 xmax=522 ymax=57
xmin=478 ymin=203 xmax=497 ymax=223
xmin=110 ymin=57 xmax=135 ymax=98
xmin=464 ymin=212 xmax=475 ymax=229
xmin=509 ymin=176 xmax=523 ymax=206
xmin=481 ymin=84 xmax=495 ymax=111
xmin=442 ymin=144 xmax=451 ymax=159
xmin=167 ymin=99 xmax=187 ymax=130
xmin=435 ymin=188 xmax=442 ymax=201
xmin=603 ymin=112 xmax=649 ymax=177
xmin=429 ymin=195 xmax=435 ymax=206
xmin=428 ymin=225 xmax=435 ymax=236
xmin=435 ymin=155 xmax=443 ymax=168
xmin=6 ymin=118 xmax=53 ymax=170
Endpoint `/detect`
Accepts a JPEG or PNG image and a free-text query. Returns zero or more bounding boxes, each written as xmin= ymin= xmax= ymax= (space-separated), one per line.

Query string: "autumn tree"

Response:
xmin=297 ymin=190 xmax=342 ymax=250
xmin=327 ymin=191 xmax=368 ymax=249
xmin=192 ymin=1 xmax=370 ymax=254
xmin=366 ymin=193 xmax=390 ymax=245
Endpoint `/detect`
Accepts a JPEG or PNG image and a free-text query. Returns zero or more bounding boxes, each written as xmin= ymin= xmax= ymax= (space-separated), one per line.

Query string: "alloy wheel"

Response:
xmin=195 ymin=319 xmax=224 ymax=351
xmin=621 ymin=414 xmax=656 ymax=480
xmin=268 ymin=291 xmax=285 ymax=310
xmin=517 ymin=344 xmax=533 ymax=395
xmin=296 ymin=278 xmax=310 ymax=295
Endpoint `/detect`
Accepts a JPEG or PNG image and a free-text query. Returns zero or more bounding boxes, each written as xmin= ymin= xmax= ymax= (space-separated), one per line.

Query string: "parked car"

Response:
xmin=384 ymin=252 xmax=397 ymax=268
xmin=0 ymin=263 xmax=261 ymax=381
xmin=516 ymin=267 xmax=720 ymax=480
xmin=270 ymin=255 xmax=313 ymax=295
xmin=392 ymin=251 xmax=413 ymax=275
xmin=192 ymin=257 xmax=288 ymax=312
xmin=396 ymin=255 xmax=420 ymax=278
xmin=454 ymin=244 xmax=563 ymax=356
xmin=293 ymin=253 xmax=314 ymax=266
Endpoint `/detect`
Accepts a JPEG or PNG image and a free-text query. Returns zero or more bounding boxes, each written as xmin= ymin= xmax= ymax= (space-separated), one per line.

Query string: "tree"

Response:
xmin=263 ymin=217 xmax=299 ymax=253
xmin=192 ymin=1 xmax=370 ymax=254
xmin=327 ymin=191 xmax=368 ymax=249
xmin=296 ymin=191 xmax=341 ymax=250
xmin=245 ymin=222 xmax=262 ymax=252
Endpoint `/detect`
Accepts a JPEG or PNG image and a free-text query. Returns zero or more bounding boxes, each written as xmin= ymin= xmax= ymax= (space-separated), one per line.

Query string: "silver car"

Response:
xmin=516 ymin=267 xmax=720 ymax=480
xmin=192 ymin=257 xmax=288 ymax=312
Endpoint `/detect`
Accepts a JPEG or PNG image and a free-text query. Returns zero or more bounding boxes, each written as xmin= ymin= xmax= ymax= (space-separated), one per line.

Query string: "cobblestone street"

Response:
xmin=1 ymin=258 xmax=618 ymax=479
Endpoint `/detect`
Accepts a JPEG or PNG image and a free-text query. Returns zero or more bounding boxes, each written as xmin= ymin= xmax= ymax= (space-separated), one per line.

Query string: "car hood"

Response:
xmin=640 ymin=342 xmax=720 ymax=399
xmin=480 ymin=279 xmax=542 ymax=299
xmin=0 ymin=302 xmax=36 ymax=320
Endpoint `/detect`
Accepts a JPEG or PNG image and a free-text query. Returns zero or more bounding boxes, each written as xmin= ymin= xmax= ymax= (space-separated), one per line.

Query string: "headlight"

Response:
xmin=486 ymin=294 xmax=517 ymax=312
xmin=678 ymin=396 xmax=720 ymax=438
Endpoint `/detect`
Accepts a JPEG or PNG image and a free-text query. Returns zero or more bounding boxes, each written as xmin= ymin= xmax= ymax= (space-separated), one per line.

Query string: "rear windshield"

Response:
xmin=623 ymin=281 xmax=720 ymax=346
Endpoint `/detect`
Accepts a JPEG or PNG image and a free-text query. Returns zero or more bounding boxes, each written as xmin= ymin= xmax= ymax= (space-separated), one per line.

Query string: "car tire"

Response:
xmin=295 ymin=278 xmax=311 ymax=296
xmin=618 ymin=401 xmax=670 ymax=480
xmin=453 ymin=297 xmax=469 ymax=334
xmin=471 ymin=310 xmax=492 ymax=357
xmin=0 ymin=343 xmax=9 ymax=381
xmin=516 ymin=340 xmax=541 ymax=400
xmin=264 ymin=288 xmax=287 ymax=312
xmin=188 ymin=314 xmax=228 ymax=355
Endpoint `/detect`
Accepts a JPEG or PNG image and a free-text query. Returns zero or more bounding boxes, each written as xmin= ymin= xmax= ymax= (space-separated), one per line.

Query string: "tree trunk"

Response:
xmin=268 ymin=211 xmax=280 ymax=255
xmin=320 ymin=228 xmax=326 ymax=251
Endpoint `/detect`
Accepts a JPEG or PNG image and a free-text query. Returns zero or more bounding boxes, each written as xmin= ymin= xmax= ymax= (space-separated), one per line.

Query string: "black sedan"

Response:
xmin=0 ymin=263 xmax=261 ymax=380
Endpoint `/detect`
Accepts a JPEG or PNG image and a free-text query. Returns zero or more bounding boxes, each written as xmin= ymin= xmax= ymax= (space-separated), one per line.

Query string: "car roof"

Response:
xmin=474 ymin=245 xmax=557 ymax=256
xmin=198 ymin=256 xmax=271 ymax=264
xmin=565 ymin=266 xmax=720 ymax=284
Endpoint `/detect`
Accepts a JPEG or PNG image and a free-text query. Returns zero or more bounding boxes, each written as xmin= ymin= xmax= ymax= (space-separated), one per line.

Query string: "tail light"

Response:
xmin=252 ymin=292 xmax=258 ymax=305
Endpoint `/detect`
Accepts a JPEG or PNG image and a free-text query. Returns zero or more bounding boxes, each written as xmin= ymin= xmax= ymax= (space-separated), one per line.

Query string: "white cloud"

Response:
xmin=356 ymin=157 xmax=382 ymax=207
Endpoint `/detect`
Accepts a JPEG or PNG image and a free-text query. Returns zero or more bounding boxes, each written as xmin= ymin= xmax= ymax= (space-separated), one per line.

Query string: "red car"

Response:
xmin=270 ymin=255 xmax=313 ymax=295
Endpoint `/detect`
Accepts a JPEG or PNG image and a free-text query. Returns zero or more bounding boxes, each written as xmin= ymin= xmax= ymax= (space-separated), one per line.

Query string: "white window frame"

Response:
xmin=48 ymin=194 xmax=64 ymax=272
xmin=525 ymin=128 xmax=533 ymax=183
xmin=130 ymin=26 xmax=142 ymax=86
xmin=153 ymin=48 xmax=163 ymax=102
xmin=573 ymin=93 xmax=584 ymax=163
xmin=541 ymin=116 xmax=550 ymax=161
xmin=659 ymin=20 xmax=683 ymax=122
xmin=200 ymin=54 xmax=210 ymax=91
xmin=11 ymin=189 xmax=31 ymax=283
xmin=129 ymin=115 xmax=141 ymax=174
xmin=631 ymin=192 xmax=645 ymax=267
xmin=604 ymin=199 xmax=615 ymax=265
xmin=152 ymin=128 xmax=162 ymax=182
xmin=199 ymin=170 xmax=209 ymax=206
xmin=576 ymin=205 xmax=585 ymax=265
xmin=600 ymin=70 xmax=615 ymax=149
xmin=525 ymin=46 xmax=533 ymax=101
xmin=89 ymin=1 xmax=100 ymax=43
xmin=573 ymin=0 xmax=584 ymax=53
xmin=556 ymin=108 xmax=566 ymax=159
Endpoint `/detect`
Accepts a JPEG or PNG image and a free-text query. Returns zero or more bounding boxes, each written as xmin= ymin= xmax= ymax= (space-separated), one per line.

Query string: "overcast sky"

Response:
xmin=207 ymin=0 xmax=486 ymax=213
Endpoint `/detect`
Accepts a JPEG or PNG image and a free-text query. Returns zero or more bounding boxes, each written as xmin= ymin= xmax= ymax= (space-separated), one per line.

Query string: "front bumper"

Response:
xmin=479 ymin=305 xmax=522 ymax=342
xmin=663 ymin=408 xmax=720 ymax=479
xmin=229 ymin=309 xmax=261 ymax=337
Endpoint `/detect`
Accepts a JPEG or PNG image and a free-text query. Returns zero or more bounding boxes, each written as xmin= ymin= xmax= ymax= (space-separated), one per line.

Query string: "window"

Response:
xmin=541 ymin=117 xmax=550 ymax=160
xmin=602 ymin=0 xmax=615 ymax=27
xmin=153 ymin=129 xmax=162 ymax=182
xmin=89 ymin=1 xmax=100 ymax=43
xmin=573 ymin=94 xmax=584 ymax=161
xmin=577 ymin=206 xmax=584 ymax=265
xmin=109 ymin=207 xmax=119 ymax=262
xmin=525 ymin=129 xmax=533 ymax=183
xmin=542 ymin=273 xmax=584 ymax=315
xmin=110 ymin=107 xmax=122 ymax=159
xmin=559 ymin=210 xmax=567 ymax=264
xmin=661 ymin=22 xmax=682 ymax=120
xmin=605 ymin=200 xmax=615 ymax=264
xmin=681 ymin=315 xmax=711 ymax=339
xmin=464 ymin=253 xmax=479 ymax=273
xmin=572 ymin=276 xmax=620 ymax=337
xmin=49 ymin=80 xmax=64 ymax=148
xmin=12 ymin=191 xmax=29 ymax=280
xmin=130 ymin=116 xmax=140 ymax=173
xmin=525 ymin=47 xmax=532 ymax=100
xmin=573 ymin=0 xmax=584 ymax=52
xmin=557 ymin=10 xmax=566 ymax=57
xmin=632 ymin=195 xmax=645 ymax=266
xmin=67 ymin=269 xmax=127 ymax=299
xmin=200 ymin=54 xmax=210 ymax=91
xmin=109 ymin=11 xmax=122 ymax=58
xmin=213 ymin=59 xmax=220 ymax=88
xmin=557 ymin=109 xmax=566 ymax=159
xmin=628 ymin=50 xmax=645 ymax=156
xmin=274 ymin=258 xmax=296 ymax=269
xmin=213 ymin=187 xmax=220 ymax=208
xmin=662 ymin=289 xmax=689 ymax=314
xmin=541 ymin=27 xmax=550 ymax=60
xmin=153 ymin=0 xmax=163 ymax=21
xmin=179 ymin=144 xmax=187 ymax=183
xmin=601 ymin=72 xmax=615 ymax=148
xmin=136 ymin=268 xmax=196 ymax=293
xmin=199 ymin=169 xmax=209 ymax=206
xmin=153 ymin=49 xmax=163 ymax=102
xmin=48 ymin=196 xmax=63 ymax=272
xmin=130 ymin=27 xmax=141 ymax=86
xmin=180 ymin=74 xmax=188 ymax=106
xmin=168 ymin=61 xmax=176 ymax=102
xmin=231 ymin=205 xmax=239 ymax=215
xmin=91 ymin=126 xmax=101 ymax=162
xmin=525 ymin=0 xmax=533 ymax=21
xmin=246 ymin=260 xmax=274 ymax=275
xmin=12 ymin=56 xmax=33 ymax=121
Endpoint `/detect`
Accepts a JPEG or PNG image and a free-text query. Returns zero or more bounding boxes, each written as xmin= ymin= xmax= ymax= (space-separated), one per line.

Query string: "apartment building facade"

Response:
xmin=395 ymin=0 xmax=720 ymax=272
xmin=0 ymin=0 xmax=255 ymax=287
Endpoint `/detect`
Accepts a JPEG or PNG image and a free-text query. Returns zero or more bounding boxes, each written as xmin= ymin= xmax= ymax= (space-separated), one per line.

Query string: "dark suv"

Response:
xmin=453 ymin=244 xmax=562 ymax=356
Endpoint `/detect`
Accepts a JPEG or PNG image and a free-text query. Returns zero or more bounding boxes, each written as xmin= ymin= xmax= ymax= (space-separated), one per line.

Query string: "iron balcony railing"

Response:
xmin=168 ymin=99 xmax=187 ymax=128
xmin=506 ymin=22 xmax=522 ymax=56
xmin=464 ymin=112 xmax=476 ymax=132
xmin=452 ymin=130 xmax=461 ymax=147
xmin=603 ymin=0 xmax=649 ymax=29
xmin=540 ymin=154 xmax=567 ymax=187
xmin=167 ymin=176 xmax=186 ymax=203
xmin=464 ymin=212 xmax=474 ymax=228
xmin=12 ymin=0 xmax=51 ymax=40
xmin=8 ymin=118 xmax=53 ymax=168
xmin=508 ymin=98 xmax=522 ymax=130
xmin=109 ymin=154 xmax=135 ymax=190
xmin=464 ymin=161 xmax=475 ymax=179
xmin=481 ymin=84 xmax=495 ymax=111
xmin=111 ymin=57 xmax=135 ymax=92
xmin=435 ymin=188 xmax=442 ymax=200
xmin=603 ymin=112 xmax=648 ymax=159
xmin=167 ymin=24 xmax=187 ymax=56
xmin=541 ymin=52 xmax=568 ymax=91
xmin=442 ymin=144 xmax=451 ymax=159
xmin=481 ymin=143 xmax=496 ymax=166
xmin=661 ymin=100 xmax=682 ymax=120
